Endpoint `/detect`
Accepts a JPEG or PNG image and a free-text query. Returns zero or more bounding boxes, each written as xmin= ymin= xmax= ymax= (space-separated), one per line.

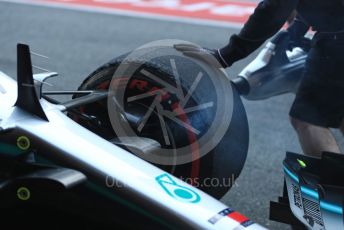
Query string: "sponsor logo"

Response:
xmin=156 ymin=173 xmax=200 ymax=203
xmin=208 ymin=208 xmax=254 ymax=227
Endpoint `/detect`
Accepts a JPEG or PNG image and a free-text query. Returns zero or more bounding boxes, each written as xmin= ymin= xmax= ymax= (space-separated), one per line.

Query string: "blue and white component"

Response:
xmin=284 ymin=159 xmax=344 ymax=230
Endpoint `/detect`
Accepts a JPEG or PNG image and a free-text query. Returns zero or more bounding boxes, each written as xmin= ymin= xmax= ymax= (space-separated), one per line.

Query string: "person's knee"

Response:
xmin=340 ymin=119 xmax=344 ymax=135
xmin=289 ymin=116 xmax=310 ymax=131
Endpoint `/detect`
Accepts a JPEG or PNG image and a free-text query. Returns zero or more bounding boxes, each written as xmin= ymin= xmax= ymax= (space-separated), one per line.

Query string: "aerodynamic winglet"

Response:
xmin=14 ymin=43 xmax=48 ymax=121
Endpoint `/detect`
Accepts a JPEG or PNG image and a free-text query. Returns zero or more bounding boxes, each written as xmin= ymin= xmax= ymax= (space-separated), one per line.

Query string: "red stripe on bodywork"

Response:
xmin=227 ymin=211 xmax=249 ymax=224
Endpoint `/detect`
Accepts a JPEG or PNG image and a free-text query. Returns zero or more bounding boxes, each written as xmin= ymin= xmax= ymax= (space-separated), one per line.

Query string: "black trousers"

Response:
xmin=290 ymin=32 xmax=344 ymax=128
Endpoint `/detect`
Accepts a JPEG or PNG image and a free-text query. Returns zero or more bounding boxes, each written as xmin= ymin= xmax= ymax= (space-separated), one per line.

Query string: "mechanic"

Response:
xmin=176 ymin=0 xmax=344 ymax=157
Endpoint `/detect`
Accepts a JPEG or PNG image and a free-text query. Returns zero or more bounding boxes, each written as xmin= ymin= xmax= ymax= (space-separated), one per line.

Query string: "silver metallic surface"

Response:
xmin=238 ymin=42 xmax=306 ymax=100
xmin=0 ymin=70 xmax=266 ymax=229
xmin=33 ymin=72 xmax=58 ymax=98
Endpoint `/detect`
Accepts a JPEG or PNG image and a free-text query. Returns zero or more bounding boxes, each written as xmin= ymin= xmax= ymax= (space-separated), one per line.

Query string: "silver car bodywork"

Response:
xmin=0 ymin=70 xmax=266 ymax=229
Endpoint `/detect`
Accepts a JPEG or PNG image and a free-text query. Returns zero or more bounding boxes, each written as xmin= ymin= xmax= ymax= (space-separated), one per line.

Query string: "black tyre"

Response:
xmin=70 ymin=53 xmax=249 ymax=199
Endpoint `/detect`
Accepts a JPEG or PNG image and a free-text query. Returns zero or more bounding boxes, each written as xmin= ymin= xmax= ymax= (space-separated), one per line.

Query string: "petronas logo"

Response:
xmin=156 ymin=173 xmax=200 ymax=203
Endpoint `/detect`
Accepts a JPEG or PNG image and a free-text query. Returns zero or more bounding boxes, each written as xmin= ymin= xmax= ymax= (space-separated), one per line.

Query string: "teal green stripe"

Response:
xmin=320 ymin=201 xmax=343 ymax=215
xmin=300 ymin=186 xmax=319 ymax=200
xmin=86 ymin=182 xmax=176 ymax=230
xmin=0 ymin=142 xmax=24 ymax=156
xmin=283 ymin=166 xmax=299 ymax=183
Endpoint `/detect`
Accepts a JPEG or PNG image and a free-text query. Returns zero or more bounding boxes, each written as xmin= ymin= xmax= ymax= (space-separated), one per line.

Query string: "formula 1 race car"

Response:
xmin=0 ymin=30 xmax=343 ymax=229
xmin=0 ymin=44 xmax=258 ymax=229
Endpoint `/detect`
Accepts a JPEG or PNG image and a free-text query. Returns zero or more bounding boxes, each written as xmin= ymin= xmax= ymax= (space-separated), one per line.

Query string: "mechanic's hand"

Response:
xmin=174 ymin=44 xmax=229 ymax=68
xmin=288 ymin=36 xmax=312 ymax=52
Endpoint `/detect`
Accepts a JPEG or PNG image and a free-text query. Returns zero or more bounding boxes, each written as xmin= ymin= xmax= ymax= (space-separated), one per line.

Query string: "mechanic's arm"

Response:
xmin=287 ymin=14 xmax=311 ymax=50
xmin=218 ymin=0 xmax=299 ymax=67
xmin=287 ymin=15 xmax=309 ymax=37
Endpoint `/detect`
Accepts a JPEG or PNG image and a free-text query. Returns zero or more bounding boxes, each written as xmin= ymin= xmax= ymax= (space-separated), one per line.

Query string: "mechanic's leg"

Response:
xmin=339 ymin=120 xmax=344 ymax=139
xmin=290 ymin=116 xmax=341 ymax=157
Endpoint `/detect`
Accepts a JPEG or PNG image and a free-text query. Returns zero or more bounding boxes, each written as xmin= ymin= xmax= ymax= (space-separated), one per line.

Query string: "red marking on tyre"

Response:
xmin=96 ymin=80 xmax=110 ymax=90
xmin=129 ymin=79 xmax=148 ymax=91
xmin=110 ymin=76 xmax=130 ymax=90
xmin=171 ymin=102 xmax=200 ymax=183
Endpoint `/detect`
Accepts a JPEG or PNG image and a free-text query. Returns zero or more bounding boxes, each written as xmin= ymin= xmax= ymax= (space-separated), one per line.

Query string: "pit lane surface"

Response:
xmin=1 ymin=1 xmax=343 ymax=229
